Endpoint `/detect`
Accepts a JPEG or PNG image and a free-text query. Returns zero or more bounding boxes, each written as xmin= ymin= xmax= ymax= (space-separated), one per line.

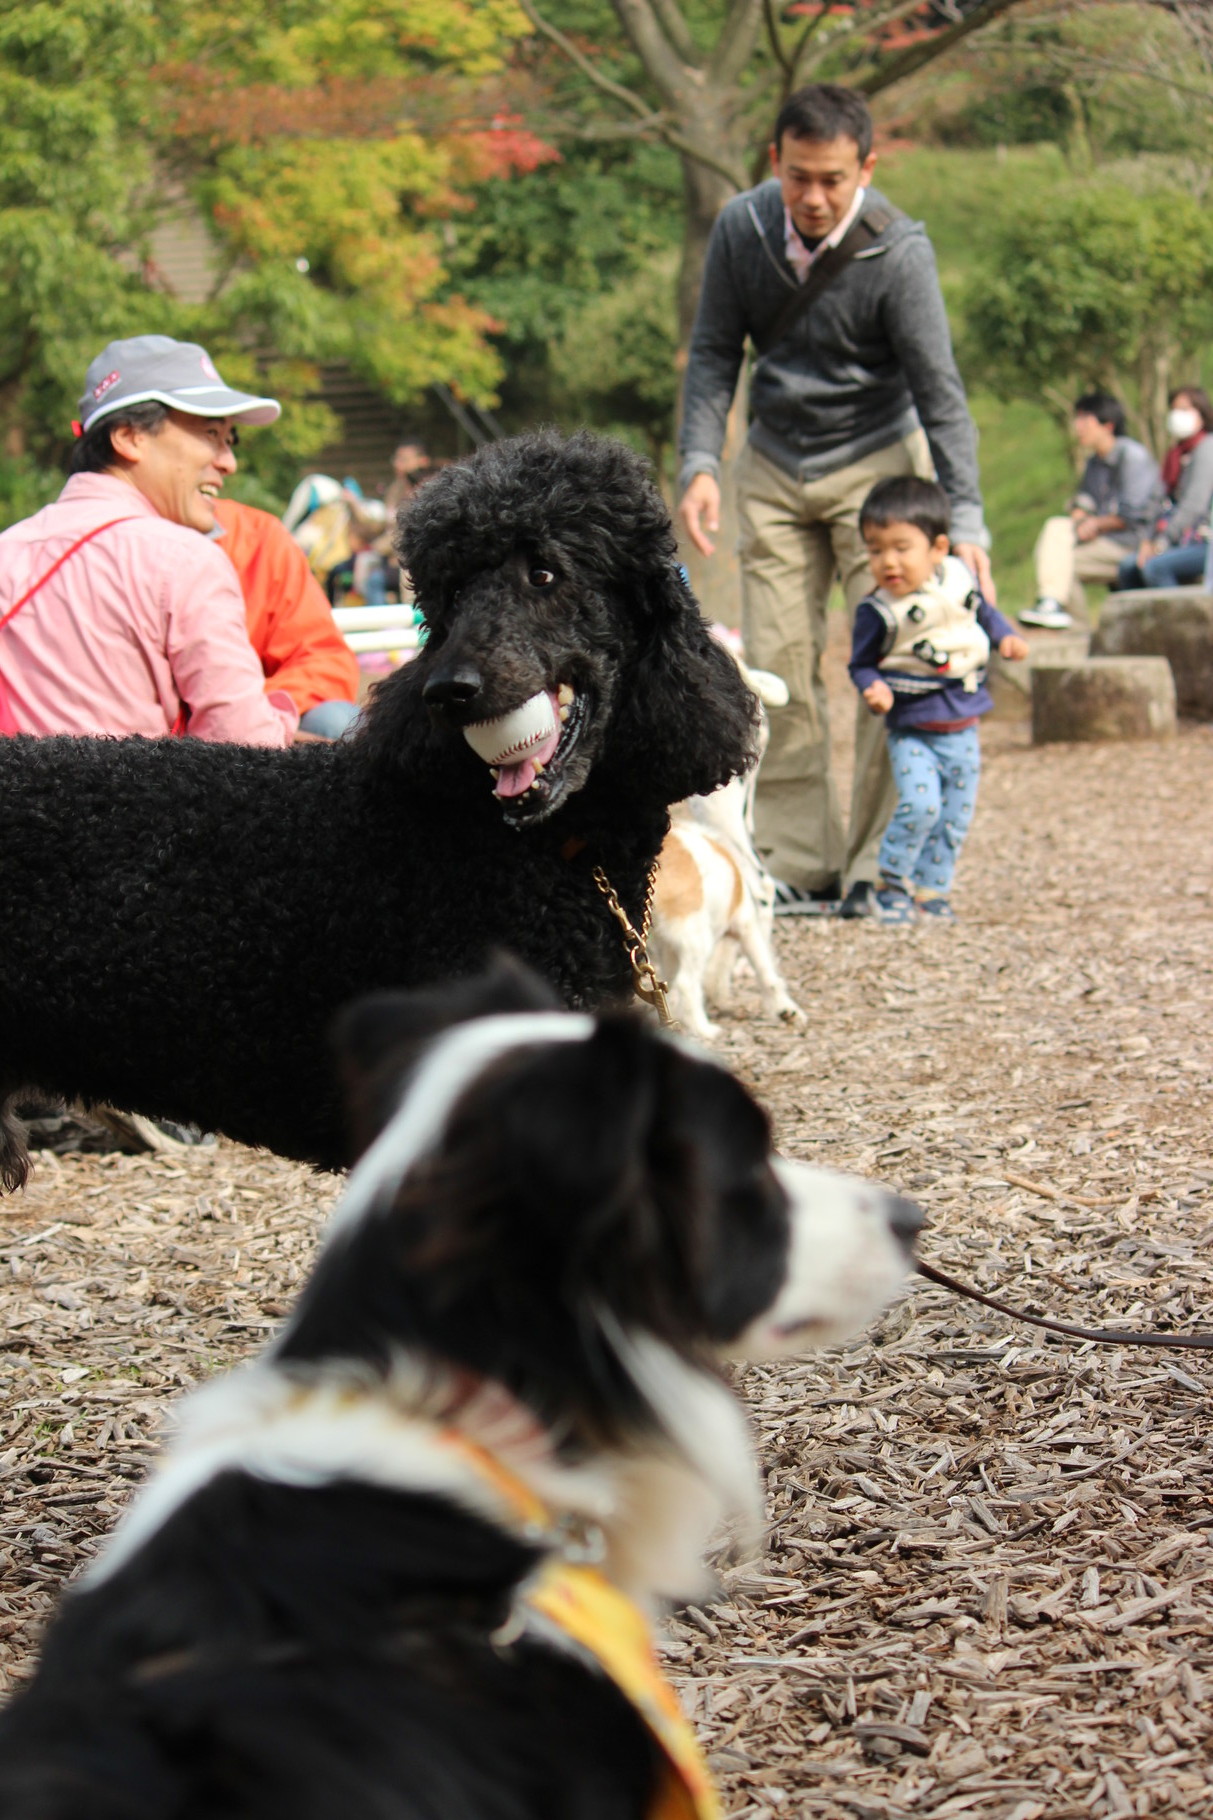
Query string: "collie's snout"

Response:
xmin=732 ymin=1161 xmax=921 ymax=1359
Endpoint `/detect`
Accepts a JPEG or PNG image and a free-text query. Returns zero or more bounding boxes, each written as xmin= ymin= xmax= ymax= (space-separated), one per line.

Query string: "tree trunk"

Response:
xmin=677 ymin=153 xmax=738 ymax=345
xmin=1137 ymin=344 xmax=1174 ymax=460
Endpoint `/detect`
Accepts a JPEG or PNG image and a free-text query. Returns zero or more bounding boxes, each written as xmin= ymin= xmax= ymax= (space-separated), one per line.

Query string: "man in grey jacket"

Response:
xmin=679 ymin=84 xmax=990 ymax=917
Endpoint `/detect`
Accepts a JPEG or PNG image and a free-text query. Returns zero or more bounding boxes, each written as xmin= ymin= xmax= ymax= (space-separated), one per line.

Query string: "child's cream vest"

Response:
xmin=870 ymin=555 xmax=989 ymax=697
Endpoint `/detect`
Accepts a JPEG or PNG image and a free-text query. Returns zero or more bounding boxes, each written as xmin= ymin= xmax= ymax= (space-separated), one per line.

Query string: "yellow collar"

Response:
xmin=438 ymin=1425 xmax=720 ymax=1820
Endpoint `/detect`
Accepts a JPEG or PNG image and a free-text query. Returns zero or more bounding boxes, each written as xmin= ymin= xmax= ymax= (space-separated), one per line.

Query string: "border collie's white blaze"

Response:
xmin=0 ymin=961 xmax=921 ymax=1820
xmin=328 ymin=1010 xmax=594 ymax=1238
xmin=734 ymin=1158 xmax=918 ymax=1358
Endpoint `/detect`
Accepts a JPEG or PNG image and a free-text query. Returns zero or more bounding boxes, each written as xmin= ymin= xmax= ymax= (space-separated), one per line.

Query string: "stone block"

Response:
xmin=1092 ymin=588 xmax=1213 ymax=718
xmin=1026 ymin=629 xmax=1094 ymax=670
xmin=1031 ymin=656 xmax=1177 ymax=745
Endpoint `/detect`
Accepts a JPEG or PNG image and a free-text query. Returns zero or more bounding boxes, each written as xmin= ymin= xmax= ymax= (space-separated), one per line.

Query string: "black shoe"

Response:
xmin=772 ymin=878 xmax=842 ymax=918
xmin=838 ymin=880 xmax=879 ymax=920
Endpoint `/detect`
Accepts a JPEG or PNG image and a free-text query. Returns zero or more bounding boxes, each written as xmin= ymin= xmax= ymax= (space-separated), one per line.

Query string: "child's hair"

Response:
xmin=859 ymin=476 xmax=951 ymax=543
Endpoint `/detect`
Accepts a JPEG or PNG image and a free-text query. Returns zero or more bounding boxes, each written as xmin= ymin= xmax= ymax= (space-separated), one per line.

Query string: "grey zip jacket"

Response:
xmin=679 ymin=180 xmax=988 ymax=547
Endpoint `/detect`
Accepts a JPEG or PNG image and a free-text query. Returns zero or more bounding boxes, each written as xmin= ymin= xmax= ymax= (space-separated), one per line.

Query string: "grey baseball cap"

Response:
xmin=78 ymin=335 xmax=281 ymax=433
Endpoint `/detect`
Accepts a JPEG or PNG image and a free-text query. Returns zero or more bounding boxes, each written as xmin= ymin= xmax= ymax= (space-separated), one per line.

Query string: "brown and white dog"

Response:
xmin=650 ymin=658 xmax=804 ymax=1041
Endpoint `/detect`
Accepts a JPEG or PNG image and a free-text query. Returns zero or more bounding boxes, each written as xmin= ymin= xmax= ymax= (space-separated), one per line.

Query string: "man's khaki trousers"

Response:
xmin=737 ymin=432 xmax=933 ymax=894
xmin=1034 ymin=517 xmax=1126 ymax=619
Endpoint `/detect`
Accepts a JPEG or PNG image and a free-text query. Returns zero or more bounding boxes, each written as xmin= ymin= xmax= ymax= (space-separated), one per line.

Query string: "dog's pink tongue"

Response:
xmin=493 ymin=699 xmax=562 ymax=798
xmin=495 ymin=757 xmax=538 ymax=798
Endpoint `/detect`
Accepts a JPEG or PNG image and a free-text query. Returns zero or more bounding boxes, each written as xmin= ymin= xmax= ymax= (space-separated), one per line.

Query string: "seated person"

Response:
xmin=0 ymin=335 xmax=295 ymax=745
xmin=383 ymin=439 xmax=432 ymax=517
xmin=1021 ymin=392 xmax=1159 ymax=631
xmin=1115 ymin=387 xmax=1213 ymax=592
xmin=213 ymin=498 xmax=361 ymax=739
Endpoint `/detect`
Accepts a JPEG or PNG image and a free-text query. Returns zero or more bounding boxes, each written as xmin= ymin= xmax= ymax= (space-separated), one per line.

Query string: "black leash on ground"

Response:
xmin=917 ymin=1257 xmax=1213 ymax=1351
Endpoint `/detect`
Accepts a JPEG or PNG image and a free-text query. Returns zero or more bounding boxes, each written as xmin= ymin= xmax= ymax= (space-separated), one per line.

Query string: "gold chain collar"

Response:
xmin=592 ymin=864 xmax=675 ymax=1029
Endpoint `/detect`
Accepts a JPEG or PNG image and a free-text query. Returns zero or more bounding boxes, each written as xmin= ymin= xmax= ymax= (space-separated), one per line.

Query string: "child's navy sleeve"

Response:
xmin=975 ymin=594 xmax=1018 ymax=647
xmin=849 ymin=598 xmax=887 ymax=693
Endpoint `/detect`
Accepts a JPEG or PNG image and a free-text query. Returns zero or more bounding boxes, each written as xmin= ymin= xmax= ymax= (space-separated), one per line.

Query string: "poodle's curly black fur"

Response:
xmin=0 ymin=431 xmax=755 ymax=1191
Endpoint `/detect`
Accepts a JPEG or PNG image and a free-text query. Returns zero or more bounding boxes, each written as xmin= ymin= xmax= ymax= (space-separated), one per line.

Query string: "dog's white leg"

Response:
xmin=733 ymin=898 xmax=805 ymax=1027
xmin=704 ymin=934 xmax=740 ymax=1011
xmin=671 ymin=940 xmax=722 ymax=1041
xmin=649 ymin=929 xmax=721 ymax=1042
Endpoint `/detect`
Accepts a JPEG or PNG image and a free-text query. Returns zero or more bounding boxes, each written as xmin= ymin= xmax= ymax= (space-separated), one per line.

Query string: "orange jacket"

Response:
xmin=214 ymin=499 xmax=360 ymax=714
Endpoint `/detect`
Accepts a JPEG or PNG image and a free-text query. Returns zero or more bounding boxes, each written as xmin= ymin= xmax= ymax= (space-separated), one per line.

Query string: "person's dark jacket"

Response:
xmin=679 ymin=181 xmax=986 ymax=546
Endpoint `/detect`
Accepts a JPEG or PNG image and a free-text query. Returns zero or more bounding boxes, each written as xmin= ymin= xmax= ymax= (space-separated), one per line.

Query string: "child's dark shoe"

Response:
xmin=916 ymin=892 xmax=956 ymax=921
xmin=873 ymin=878 xmax=916 ymax=924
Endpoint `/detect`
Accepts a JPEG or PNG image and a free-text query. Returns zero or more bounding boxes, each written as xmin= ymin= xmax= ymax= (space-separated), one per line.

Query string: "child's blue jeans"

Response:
xmin=879 ymin=725 xmax=981 ymax=897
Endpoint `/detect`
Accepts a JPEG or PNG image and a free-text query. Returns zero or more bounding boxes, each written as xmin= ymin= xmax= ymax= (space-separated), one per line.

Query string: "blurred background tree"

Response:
xmin=514 ymin=0 xmax=1032 ymax=340
xmin=0 ymin=0 xmax=540 ymax=503
xmin=4 ymin=0 xmax=1213 ymax=613
xmin=961 ymin=182 xmax=1213 ymax=453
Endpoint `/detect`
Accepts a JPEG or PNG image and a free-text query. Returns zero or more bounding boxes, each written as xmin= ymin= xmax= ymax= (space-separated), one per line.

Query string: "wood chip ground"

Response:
xmin=1 ymin=635 xmax=1210 ymax=1817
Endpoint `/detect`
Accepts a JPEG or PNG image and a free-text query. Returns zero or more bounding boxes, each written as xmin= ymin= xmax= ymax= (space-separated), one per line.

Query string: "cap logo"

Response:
xmin=200 ymin=353 xmax=219 ymax=380
xmin=92 ymin=370 xmax=121 ymax=402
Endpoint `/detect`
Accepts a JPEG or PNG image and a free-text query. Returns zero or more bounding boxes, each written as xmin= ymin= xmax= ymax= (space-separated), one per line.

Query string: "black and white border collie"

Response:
xmin=0 ymin=962 xmax=920 ymax=1820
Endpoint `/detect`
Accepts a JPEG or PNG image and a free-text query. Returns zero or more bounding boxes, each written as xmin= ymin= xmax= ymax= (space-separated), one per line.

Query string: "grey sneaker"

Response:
xmin=1018 ymin=598 xmax=1073 ymax=630
xmin=772 ymin=878 xmax=842 ymax=917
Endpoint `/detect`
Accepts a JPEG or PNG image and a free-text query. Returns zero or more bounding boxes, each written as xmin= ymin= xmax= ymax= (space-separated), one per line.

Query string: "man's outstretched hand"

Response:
xmin=955 ymin=541 xmax=996 ymax=604
xmin=678 ymin=473 xmax=721 ymax=557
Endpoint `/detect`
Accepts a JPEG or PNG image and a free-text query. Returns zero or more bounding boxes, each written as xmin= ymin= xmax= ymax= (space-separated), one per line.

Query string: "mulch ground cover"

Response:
xmin=0 ymin=653 xmax=1210 ymax=1817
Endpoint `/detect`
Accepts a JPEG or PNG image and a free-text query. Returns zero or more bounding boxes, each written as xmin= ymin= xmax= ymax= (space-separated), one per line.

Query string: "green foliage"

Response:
xmin=551 ymin=249 xmax=679 ymax=468
xmin=159 ymin=0 xmax=539 ymax=417
xmin=0 ymin=452 xmax=62 ymax=530
xmin=904 ymin=4 xmax=1213 ymax=171
xmin=960 ymin=179 xmax=1213 ymax=451
xmin=0 ymin=0 xmax=162 ymax=462
xmin=967 ymin=393 xmax=1073 ymax=612
xmin=0 ymin=0 xmax=539 ymax=488
xmin=452 ymin=143 xmax=679 ymax=346
xmin=448 ymin=140 xmax=681 ymax=432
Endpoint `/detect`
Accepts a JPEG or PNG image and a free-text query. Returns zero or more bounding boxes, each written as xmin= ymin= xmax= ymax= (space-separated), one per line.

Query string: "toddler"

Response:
xmin=848 ymin=477 xmax=1028 ymax=923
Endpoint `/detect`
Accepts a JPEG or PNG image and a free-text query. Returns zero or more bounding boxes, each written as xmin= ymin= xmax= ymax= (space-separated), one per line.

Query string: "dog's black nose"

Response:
xmin=886 ymin=1194 xmax=925 ymax=1253
xmin=423 ymin=665 xmax=484 ymax=711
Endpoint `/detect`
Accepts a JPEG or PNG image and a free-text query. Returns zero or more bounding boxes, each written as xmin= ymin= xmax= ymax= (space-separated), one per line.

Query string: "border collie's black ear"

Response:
xmin=492 ymin=1016 xmax=661 ymax=1222
xmin=334 ymin=954 xmax=561 ymax=1158
xmin=607 ymin=569 xmax=758 ymax=805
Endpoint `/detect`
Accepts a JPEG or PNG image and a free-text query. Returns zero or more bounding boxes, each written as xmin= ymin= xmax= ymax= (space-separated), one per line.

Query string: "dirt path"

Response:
xmin=1 ymin=670 xmax=1211 ymax=1817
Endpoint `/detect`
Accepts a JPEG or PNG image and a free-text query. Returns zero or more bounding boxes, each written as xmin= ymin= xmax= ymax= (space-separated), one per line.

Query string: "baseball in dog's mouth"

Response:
xmin=463 ymin=684 xmax=587 ymax=823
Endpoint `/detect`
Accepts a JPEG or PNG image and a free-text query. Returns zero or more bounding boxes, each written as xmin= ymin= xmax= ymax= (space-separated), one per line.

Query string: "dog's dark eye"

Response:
xmin=528 ymin=567 xmax=556 ymax=587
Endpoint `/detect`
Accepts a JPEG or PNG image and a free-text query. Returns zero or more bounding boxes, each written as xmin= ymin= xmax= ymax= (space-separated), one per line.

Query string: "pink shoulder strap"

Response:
xmin=0 ymin=516 xmax=139 ymax=735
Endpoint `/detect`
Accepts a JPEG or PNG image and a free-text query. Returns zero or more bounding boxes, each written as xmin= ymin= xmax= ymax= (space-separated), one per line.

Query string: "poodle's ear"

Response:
xmin=333 ymin=954 xmax=561 ymax=1157
xmin=609 ymin=566 xmax=760 ymax=805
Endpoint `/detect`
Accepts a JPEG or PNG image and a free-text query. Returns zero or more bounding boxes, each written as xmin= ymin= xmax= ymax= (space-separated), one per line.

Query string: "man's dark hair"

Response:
xmin=69 ymin=401 xmax=169 ymax=475
xmin=1170 ymin=385 xmax=1213 ymax=433
xmin=1073 ymin=391 xmax=1125 ymax=437
xmin=859 ymin=476 xmax=951 ymax=544
xmin=773 ymin=85 xmax=873 ymax=161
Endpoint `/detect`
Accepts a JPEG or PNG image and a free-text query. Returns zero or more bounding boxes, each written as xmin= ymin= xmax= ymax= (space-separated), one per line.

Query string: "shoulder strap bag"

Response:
xmin=0 ymin=516 xmax=140 ymax=736
xmin=754 ymin=200 xmax=902 ymax=358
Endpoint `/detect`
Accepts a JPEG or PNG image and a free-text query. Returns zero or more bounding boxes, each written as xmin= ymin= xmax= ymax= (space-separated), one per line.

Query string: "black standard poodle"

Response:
xmin=0 ymin=430 xmax=756 ymax=1191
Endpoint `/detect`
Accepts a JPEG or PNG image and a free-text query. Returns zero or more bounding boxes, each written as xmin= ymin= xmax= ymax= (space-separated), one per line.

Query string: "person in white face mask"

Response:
xmin=1114 ymin=387 xmax=1213 ymax=593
